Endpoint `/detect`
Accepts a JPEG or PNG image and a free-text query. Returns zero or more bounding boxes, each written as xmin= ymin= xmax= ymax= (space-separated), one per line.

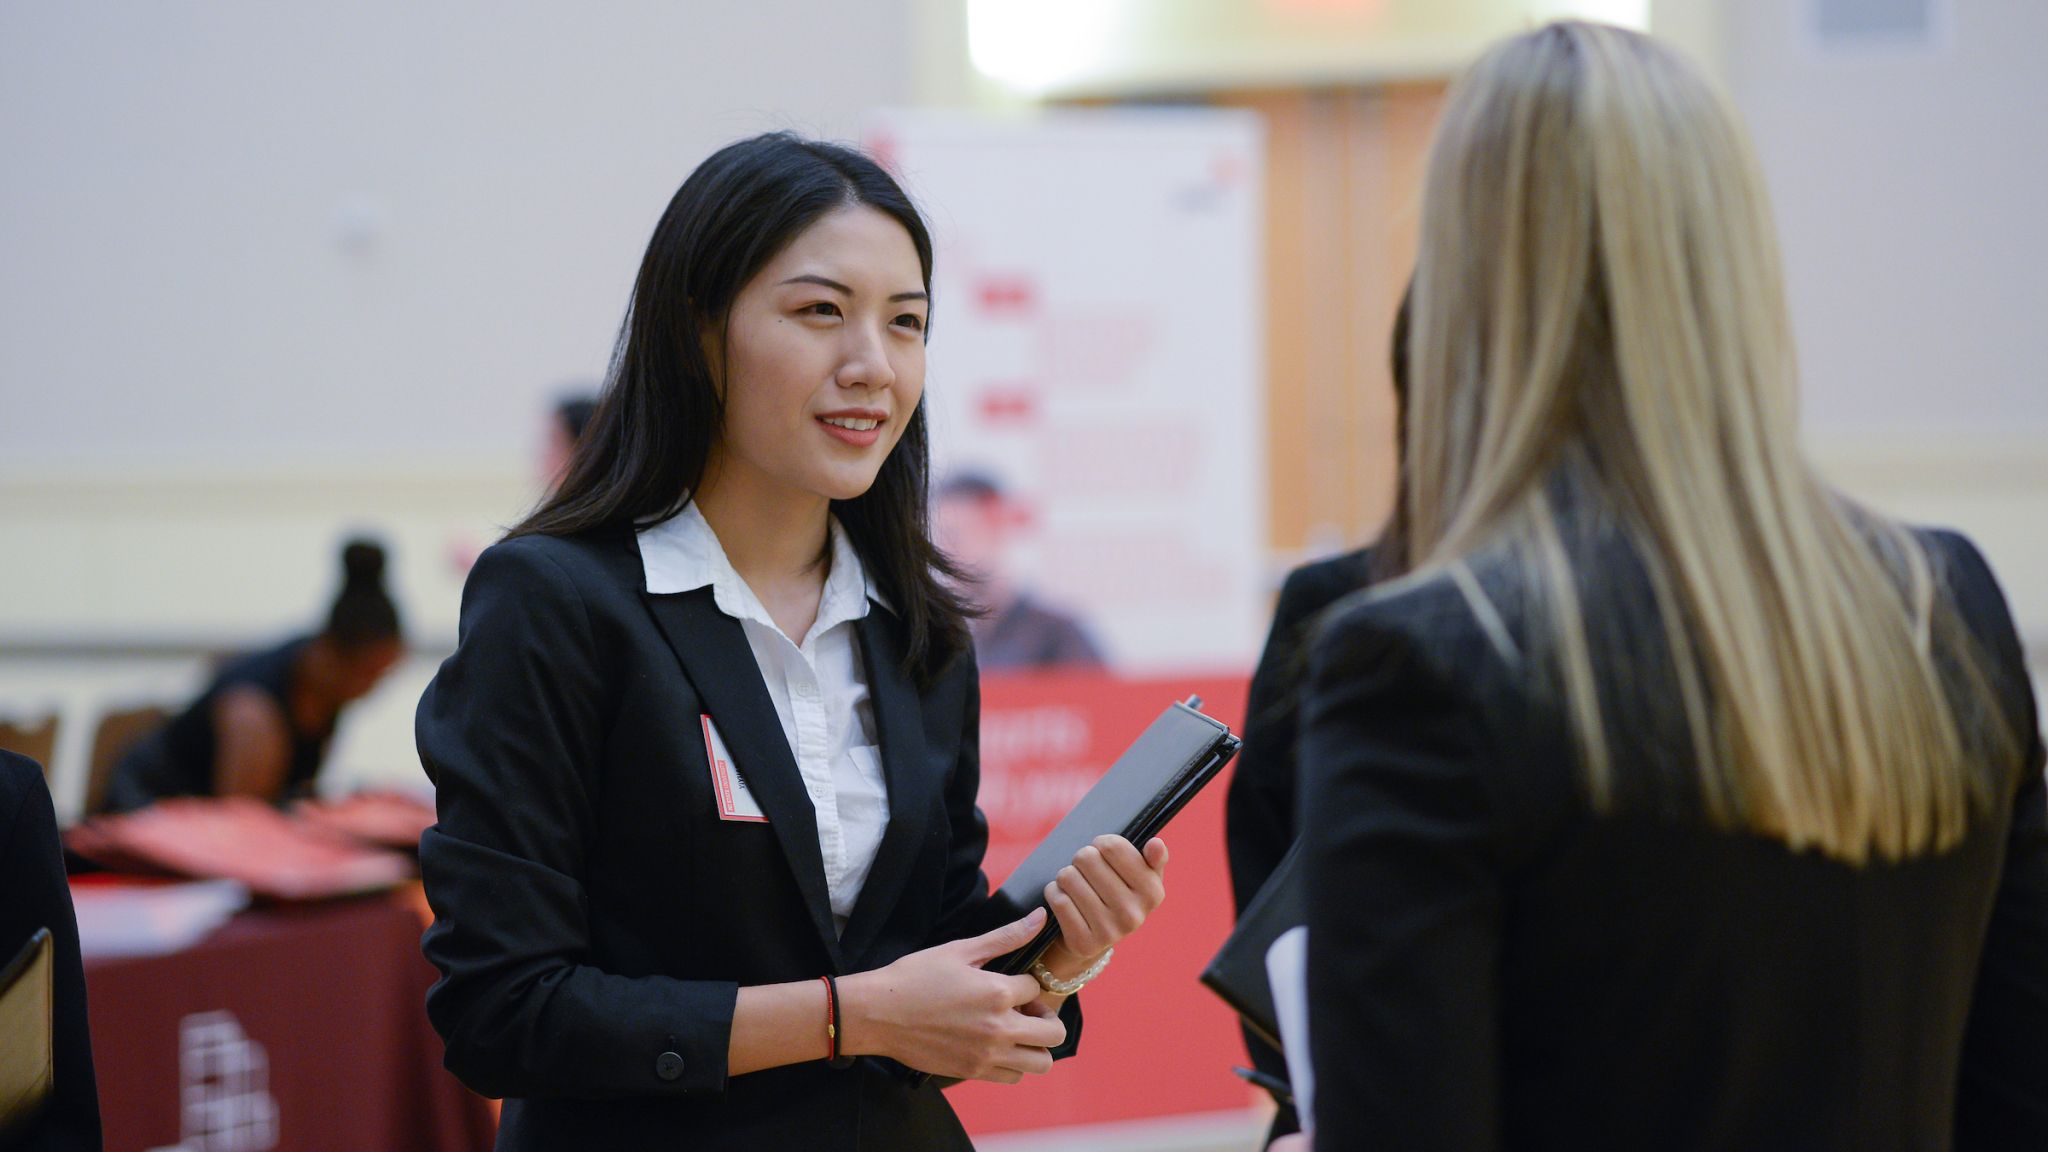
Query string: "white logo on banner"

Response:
xmin=144 ymin=1010 xmax=280 ymax=1152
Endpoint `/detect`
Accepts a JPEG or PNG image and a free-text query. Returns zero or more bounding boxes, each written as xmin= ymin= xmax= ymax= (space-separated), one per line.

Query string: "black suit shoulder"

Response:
xmin=468 ymin=527 xmax=643 ymax=609
xmin=1922 ymin=527 xmax=2040 ymax=756
xmin=1228 ymin=546 xmax=1379 ymax=906
xmin=1275 ymin=547 xmax=1377 ymax=627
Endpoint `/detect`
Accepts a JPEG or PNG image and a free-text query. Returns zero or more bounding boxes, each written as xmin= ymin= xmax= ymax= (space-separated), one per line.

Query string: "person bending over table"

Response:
xmin=104 ymin=539 xmax=404 ymax=812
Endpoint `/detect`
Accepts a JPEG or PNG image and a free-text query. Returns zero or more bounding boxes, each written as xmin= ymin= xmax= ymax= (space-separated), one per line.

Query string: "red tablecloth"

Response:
xmin=84 ymin=887 xmax=495 ymax=1152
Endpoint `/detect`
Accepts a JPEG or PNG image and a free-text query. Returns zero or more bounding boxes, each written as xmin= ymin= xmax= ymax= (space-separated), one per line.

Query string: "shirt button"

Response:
xmin=656 ymin=1051 xmax=685 ymax=1081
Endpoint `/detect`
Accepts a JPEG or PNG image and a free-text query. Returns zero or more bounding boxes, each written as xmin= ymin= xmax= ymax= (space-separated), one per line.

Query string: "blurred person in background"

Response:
xmin=540 ymin=390 xmax=600 ymax=496
xmin=416 ymin=132 xmax=1169 ymax=1151
xmin=104 ymin=539 xmax=404 ymax=813
xmin=448 ymin=390 xmax=602 ymax=577
xmin=1226 ymin=288 xmax=1409 ymax=1146
xmin=933 ymin=470 xmax=1107 ymax=669
xmin=0 ymin=751 xmax=100 ymax=1150
xmin=1284 ymin=21 xmax=2047 ymax=1152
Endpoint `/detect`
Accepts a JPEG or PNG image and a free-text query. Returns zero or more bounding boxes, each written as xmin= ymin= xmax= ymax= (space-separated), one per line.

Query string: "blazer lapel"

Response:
xmin=643 ymin=588 xmax=845 ymax=968
xmin=840 ymin=610 xmax=940 ymax=963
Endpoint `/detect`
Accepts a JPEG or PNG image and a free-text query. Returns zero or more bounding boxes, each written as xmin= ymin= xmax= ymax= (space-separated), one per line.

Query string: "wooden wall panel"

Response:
xmin=1212 ymin=84 xmax=1444 ymax=566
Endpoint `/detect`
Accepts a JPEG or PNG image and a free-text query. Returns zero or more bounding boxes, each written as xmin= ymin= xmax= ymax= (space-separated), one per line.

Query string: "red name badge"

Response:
xmin=701 ymin=715 xmax=768 ymax=822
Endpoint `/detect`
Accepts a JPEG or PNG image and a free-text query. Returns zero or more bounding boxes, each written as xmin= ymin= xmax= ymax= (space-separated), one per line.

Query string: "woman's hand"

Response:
xmin=1038 ymin=835 xmax=1169 ymax=979
xmin=837 ymin=908 xmax=1069 ymax=1083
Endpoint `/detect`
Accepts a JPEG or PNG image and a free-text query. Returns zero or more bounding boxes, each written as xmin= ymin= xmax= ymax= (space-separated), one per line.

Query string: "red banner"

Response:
xmin=950 ymin=672 xmax=1258 ymax=1136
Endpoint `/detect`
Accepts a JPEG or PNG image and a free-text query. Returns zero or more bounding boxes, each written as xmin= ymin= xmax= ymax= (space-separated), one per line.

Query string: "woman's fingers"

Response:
xmin=1011 ymin=1010 xmax=1068 ymax=1050
xmin=1045 ymin=873 xmax=1098 ymax=946
xmin=1054 ymin=862 xmax=1115 ymax=948
xmin=999 ymin=971 xmax=1046 ymax=1008
xmin=955 ymin=906 xmax=1048 ymax=965
xmin=1002 ymin=1044 xmax=1056 ymax=1077
xmin=1098 ymin=835 xmax=1167 ymax=905
xmin=1072 ymin=844 xmax=1145 ymax=935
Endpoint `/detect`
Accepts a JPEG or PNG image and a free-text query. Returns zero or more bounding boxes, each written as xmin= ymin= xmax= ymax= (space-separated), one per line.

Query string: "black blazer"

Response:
xmin=1226 ymin=545 xmax=1376 ymax=1140
xmin=1298 ymin=527 xmax=2048 ymax=1151
xmin=416 ymin=528 xmax=1079 ymax=1152
xmin=0 ymin=751 xmax=101 ymax=1152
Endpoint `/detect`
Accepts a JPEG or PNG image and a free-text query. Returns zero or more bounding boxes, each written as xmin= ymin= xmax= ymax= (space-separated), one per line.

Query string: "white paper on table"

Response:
xmin=72 ymin=878 xmax=250 ymax=958
xmin=1267 ymin=924 xmax=1314 ymax=1136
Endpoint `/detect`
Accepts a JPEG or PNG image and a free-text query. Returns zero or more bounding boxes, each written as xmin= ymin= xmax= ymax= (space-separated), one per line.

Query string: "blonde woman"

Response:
xmin=1289 ymin=21 xmax=2047 ymax=1151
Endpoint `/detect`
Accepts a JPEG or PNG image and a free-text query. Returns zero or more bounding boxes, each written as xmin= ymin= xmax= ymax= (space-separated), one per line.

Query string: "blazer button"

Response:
xmin=655 ymin=1051 xmax=685 ymax=1082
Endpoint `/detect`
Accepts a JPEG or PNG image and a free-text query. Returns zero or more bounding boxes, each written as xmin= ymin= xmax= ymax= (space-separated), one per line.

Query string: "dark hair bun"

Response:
xmin=341 ymin=539 xmax=388 ymax=589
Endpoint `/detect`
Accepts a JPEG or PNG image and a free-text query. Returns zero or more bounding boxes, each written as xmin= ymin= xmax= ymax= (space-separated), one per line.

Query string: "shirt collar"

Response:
xmin=638 ymin=502 xmax=881 ymax=643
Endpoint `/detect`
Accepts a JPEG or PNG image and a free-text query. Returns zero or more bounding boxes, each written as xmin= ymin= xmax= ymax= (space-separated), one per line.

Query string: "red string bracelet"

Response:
xmin=819 ymin=975 xmax=840 ymax=1062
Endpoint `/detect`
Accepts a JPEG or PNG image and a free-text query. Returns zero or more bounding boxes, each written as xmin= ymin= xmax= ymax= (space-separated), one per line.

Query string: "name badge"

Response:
xmin=701 ymin=715 xmax=768 ymax=822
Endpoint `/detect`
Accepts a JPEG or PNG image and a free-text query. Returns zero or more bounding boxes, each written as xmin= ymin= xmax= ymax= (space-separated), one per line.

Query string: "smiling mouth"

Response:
xmin=819 ymin=416 xmax=882 ymax=431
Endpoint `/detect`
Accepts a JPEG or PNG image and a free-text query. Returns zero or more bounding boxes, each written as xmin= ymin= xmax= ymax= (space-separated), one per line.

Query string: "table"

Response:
xmin=83 ymin=886 xmax=495 ymax=1152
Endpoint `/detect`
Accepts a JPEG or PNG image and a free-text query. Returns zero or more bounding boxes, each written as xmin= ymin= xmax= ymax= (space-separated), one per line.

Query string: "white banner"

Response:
xmin=868 ymin=109 xmax=1266 ymax=673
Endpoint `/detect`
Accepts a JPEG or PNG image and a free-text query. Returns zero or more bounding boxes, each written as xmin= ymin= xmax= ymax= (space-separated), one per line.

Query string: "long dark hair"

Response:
xmin=508 ymin=132 xmax=974 ymax=683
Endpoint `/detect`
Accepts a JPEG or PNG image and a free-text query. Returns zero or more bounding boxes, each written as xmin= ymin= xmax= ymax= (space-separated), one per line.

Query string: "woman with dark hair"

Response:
xmin=416 ymin=132 xmax=1169 ymax=1151
xmin=105 ymin=539 xmax=404 ymax=812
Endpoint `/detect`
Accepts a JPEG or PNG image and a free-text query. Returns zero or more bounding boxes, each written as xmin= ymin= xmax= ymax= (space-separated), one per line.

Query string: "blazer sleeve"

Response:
xmin=1944 ymin=533 xmax=2048 ymax=1146
xmin=416 ymin=539 xmax=739 ymax=1100
xmin=1299 ymin=599 xmax=1504 ymax=1152
xmin=1228 ymin=565 xmax=1321 ymax=917
xmin=921 ymin=652 xmax=1082 ymax=1062
xmin=1226 ymin=562 xmax=1349 ymax=1136
xmin=0 ymin=753 xmax=103 ymax=1152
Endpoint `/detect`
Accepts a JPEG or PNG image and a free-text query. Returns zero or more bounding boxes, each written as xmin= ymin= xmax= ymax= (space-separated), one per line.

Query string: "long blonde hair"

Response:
xmin=1405 ymin=21 xmax=2008 ymax=863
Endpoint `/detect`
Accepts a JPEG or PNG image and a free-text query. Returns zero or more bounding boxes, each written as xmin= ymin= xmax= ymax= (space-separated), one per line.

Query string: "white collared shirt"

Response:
xmin=638 ymin=502 xmax=890 ymax=937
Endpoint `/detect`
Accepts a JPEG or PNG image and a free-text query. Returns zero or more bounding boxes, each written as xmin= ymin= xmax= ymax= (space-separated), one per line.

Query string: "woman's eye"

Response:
xmin=803 ymin=302 xmax=842 ymax=318
xmin=894 ymin=313 xmax=926 ymax=332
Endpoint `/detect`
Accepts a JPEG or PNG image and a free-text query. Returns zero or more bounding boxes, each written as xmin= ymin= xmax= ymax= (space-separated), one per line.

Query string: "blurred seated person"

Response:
xmin=934 ymin=471 xmax=1106 ymax=669
xmin=104 ymin=539 xmax=404 ymax=813
xmin=0 ymin=751 xmax=101 ymax=1149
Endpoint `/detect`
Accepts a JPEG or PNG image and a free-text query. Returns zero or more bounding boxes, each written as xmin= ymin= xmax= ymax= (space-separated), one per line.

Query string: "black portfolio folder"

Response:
xmin=914 ymin=698 xmax=1239 ymax=1085
xmin=1200 ymin=838 xmax=1305 ymax=1049
xmin=982 ymin=698 xmax=1241 ymax=976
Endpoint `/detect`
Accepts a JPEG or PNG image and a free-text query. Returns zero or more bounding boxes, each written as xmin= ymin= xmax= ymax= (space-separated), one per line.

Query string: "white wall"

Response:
xmin=1724 ymin=0 xmax=2048 ymax=438
xmin=1720 ymin=0 xmax=2048 ymax=633
xmin=0 ymin=0 xmax=914 ymax=475
xmin=0 ymin=0 xmax=919 ymax=644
